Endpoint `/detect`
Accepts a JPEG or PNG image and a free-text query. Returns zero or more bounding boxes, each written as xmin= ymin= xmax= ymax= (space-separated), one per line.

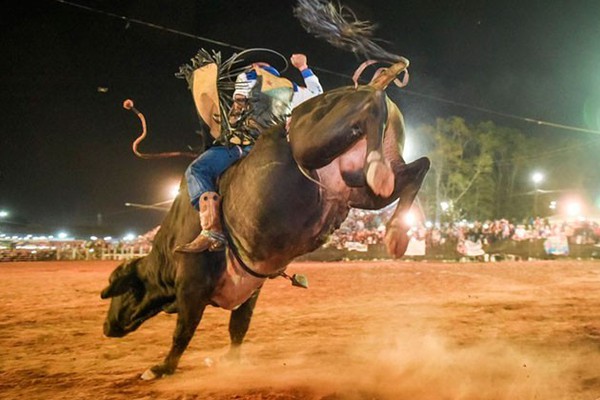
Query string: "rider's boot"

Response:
xmin=176 ymin=192 xmax=226 ymax=253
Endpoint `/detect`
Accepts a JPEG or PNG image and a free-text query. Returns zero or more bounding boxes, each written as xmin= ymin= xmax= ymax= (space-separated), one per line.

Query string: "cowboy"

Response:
xmin=177 ymin=53 xmax=323 ymax=253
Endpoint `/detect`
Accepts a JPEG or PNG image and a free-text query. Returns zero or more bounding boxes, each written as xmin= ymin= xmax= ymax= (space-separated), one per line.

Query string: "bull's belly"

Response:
xmin=210 ymin=250 xmax=266 ymax=310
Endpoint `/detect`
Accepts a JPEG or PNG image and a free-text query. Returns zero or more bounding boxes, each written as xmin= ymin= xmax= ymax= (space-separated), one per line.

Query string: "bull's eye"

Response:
xmin=351 ymin=125 xmax=361 ymax=137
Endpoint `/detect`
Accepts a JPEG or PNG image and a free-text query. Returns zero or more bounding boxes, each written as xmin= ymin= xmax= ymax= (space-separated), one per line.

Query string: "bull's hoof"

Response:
xmin=366 ymin=152 xmax=394 ymax=198
xmin=220 ymin=347 xmax=242 ymax=365
xmin=140 ymin=368 xmax=159 ymax=381
xmin=384 ymin=227 xmax=409 ymax=258
xmin=140 ymin=364 xmax=172 ymax=380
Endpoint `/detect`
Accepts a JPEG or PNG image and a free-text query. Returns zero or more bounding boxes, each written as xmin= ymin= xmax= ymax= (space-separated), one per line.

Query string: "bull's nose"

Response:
xmin=103 ymin=320 xmax=125 ymax=338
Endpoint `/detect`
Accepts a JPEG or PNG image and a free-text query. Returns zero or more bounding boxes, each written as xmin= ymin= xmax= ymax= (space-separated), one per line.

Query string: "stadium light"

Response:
xmin=122 ymin=233 xmax=136 ymax=241
xmin=404 ymin=211 xmax=417 ymax=226
xmin=566 ymin=201 xmax=582 ymax=217
xmin=57 ymin=231 xmax=68 ymax=239
xmin=0 ymin=210 xmax=8 ymax=218
xmin=531 ymin=172 xmax=545 ymax=217
xmin=531 ymin=171 xmax=544 ymax=185
xmin=440 ymin=201 xmax=450 ymax=212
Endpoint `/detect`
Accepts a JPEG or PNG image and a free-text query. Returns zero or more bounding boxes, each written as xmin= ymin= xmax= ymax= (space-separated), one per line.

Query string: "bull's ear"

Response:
xmin=100 ymin=259 xmax=140 ymax=299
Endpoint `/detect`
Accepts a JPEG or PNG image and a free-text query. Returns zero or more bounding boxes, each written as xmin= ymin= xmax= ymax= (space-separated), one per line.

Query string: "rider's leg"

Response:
xmin=178 ymin=190 xmax=225 ymax=252
xmin=177 ymin=145 xmax=249 ymax=253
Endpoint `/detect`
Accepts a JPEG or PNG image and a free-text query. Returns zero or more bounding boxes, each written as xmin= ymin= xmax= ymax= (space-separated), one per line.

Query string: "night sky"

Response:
xmin=1 ymin=0 xmax=600 ymax=236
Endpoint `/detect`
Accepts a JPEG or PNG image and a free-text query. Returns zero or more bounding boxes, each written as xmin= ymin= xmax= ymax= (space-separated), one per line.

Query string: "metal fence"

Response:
xmin=0 ymin=241 xmax=150 ymax=262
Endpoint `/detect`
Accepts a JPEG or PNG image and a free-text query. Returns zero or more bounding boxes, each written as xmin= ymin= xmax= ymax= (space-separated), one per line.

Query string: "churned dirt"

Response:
xmin=1 ymin=260 xmax=600 ymax=400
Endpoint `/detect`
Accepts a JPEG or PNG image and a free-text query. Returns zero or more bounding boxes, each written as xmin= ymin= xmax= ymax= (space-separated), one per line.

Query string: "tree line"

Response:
xmin=413 ymin=116 xmax=599 ymax=223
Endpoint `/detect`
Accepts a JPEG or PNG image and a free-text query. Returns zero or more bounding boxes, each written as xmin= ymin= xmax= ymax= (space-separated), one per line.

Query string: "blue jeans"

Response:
xmin=185 ymin=145 xmax=252 ymax=209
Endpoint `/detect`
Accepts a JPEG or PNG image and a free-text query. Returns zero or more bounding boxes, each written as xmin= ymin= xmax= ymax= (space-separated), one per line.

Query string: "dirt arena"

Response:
xmin=1 ymin=260 xmax=599 ymax=400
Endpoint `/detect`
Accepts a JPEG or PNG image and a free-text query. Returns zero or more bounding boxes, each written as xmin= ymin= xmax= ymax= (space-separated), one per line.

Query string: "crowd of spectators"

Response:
xmin=2 ymin=212 xmax=599 ymax=262
xmin=326 ymin=208 xmax=600 ymax=252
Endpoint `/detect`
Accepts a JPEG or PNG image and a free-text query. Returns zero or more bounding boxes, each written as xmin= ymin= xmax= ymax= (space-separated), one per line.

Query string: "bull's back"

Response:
xmin=220 ymin=127 xmax=324 ymax=263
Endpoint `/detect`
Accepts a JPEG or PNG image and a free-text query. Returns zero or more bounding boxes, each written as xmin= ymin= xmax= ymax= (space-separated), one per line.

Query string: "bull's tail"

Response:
xmin=123 ymin=99 xmax=197 ymax=159
xmin=293 ymin=0 xmax=410 ymax=91
xmin=293 ymin=0 xmax=400 ymax=62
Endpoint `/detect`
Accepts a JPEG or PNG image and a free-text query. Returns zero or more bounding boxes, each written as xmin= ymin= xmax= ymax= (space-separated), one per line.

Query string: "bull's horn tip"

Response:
xmin=123 ymin=99 xmax=134 ymax=110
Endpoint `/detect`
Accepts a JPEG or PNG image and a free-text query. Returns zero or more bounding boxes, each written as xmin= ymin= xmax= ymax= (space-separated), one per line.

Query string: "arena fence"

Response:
xmin=1 ymin=239 xmax=598 ymax=263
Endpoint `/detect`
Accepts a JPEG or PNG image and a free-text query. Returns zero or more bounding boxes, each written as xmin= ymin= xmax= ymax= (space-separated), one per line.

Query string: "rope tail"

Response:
xmin=123 ymin=99 xmax=198 ymax=159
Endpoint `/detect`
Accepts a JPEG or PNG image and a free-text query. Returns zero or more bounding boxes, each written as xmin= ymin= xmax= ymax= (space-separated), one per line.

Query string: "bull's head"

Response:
xmin=100 ymin=258 xmax=174 ymax=337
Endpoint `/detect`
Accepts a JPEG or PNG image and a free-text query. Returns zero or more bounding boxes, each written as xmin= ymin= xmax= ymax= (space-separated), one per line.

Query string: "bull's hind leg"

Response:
xmin=289 ymin=87 xmax=394 ymax=197
xmin=349 ymin=156 xmax=430 ymax=257
xmin=383 ymin=157 xmax=430 ymax=257
xmin=141 ymin=254 xmax=221 ymax=380
xmin=222 ymin=288 xmax=261 ymax=363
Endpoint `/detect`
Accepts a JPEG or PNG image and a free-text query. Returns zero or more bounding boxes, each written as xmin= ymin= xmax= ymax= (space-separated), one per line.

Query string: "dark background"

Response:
xmin=1 ymin=0 xmax=599 ymax=237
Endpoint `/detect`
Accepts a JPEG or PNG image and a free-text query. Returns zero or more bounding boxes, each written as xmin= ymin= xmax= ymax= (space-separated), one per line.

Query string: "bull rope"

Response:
xmin=123 ymin=99 xmax=198 ymax=159
xmin=226 ymin=229 xmax=307 ymax=287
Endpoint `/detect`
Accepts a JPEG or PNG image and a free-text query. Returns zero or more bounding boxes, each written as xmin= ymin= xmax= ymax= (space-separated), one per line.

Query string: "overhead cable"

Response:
xmin=55 ymin=0 xmax=600 ymax=135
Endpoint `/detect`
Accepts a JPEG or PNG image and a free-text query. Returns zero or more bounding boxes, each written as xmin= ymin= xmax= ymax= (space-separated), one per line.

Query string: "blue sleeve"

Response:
xmin=301 ymin=68 xmax=315 ymax=79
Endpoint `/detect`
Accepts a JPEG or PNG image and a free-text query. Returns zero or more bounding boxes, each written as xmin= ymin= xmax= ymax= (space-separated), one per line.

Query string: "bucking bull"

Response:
xmin=100 ymin=1 xmax=430 ymax=380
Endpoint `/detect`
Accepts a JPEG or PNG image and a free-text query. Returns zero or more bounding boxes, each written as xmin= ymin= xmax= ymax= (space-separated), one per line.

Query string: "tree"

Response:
xmin=417 ymin=117 xmax=491 ymax=221
xmin=476 ymin=121 xmax=531 ymax=219
xmin=414 ymin=116 xmax=599 ymax=223
xmin=416 ymin=117 xmax=536 ymax=222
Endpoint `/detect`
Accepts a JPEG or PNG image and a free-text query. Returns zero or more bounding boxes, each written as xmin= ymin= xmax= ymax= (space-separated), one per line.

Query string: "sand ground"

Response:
xmin=1 ymin=260 xmax=599 ymax=400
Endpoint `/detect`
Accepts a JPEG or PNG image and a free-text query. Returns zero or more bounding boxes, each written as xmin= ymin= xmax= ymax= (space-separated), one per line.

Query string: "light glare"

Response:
xmin=566 ymin=202 xmax=582 ymax=217
xmin=404 ymin=211 xmax=417 ymax=226
xmin=169 ymin=184 xmax=180 ymax=199
xmin=531 ymin=171 xmax=544 ymax=185
xmin=123 ymin=233 xmax=136 ymax=241
xmin=440 ymin=201 xmax=449 ymax=212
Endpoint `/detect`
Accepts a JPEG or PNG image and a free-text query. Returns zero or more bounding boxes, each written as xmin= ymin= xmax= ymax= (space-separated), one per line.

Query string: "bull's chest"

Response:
xmin=210 ymin=250 xmax=266 ymax=310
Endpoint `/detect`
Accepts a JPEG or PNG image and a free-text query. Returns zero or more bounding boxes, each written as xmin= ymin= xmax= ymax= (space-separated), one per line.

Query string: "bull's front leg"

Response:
xmin=141 ymin=255 xmax=219 ymax=380
xmin=222 ymin=288 xmax=261 ymax=363
xmin=141 ymin=296 xmax=207 ymax=380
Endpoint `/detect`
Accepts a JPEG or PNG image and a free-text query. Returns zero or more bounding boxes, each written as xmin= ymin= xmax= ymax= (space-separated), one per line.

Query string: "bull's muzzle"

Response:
xmin=103 ymin=320 xmax=126 ymax=338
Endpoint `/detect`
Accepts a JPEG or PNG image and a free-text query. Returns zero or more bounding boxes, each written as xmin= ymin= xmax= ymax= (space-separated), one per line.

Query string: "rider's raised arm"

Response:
xmin=290 ymin=53 xmax=323 ymax=109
